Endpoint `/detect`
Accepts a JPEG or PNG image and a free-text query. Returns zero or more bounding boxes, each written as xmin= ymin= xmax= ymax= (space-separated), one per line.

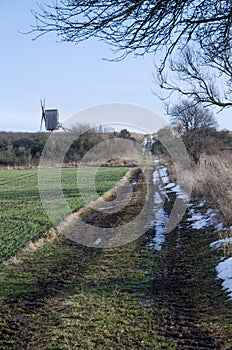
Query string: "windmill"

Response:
xmin=40 ymin=99 xmax=66 ymax=131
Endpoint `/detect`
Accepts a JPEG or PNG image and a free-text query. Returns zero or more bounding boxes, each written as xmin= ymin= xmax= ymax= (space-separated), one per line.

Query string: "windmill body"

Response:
xmin=40 ymin=100 xmax=63 ymax=132
xmin=44 ymin=109 xmax=59 ymax=131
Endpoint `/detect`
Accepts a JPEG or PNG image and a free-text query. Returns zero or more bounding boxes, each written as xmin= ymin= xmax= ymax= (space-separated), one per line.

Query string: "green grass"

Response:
xmin=0 ymin=167 xmax=128 ymax=263
xmin=0 ymin=233 xmax=175 ymax=350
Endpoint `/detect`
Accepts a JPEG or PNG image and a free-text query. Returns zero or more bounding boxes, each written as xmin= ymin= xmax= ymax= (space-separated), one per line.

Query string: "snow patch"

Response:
xmin=153 ymin=169 xmax=160 ymax=185
xmin=98 ymin=205 xmax=115 ymax=212
xmin=187 ymin=208 xmax=217 ymax=229
xmin=216 ymin=257 xmax=232 ymax=299
xmin=94 ymin=237 xmax=102 ymax=245
xmin=165 ymin=182 xmax=176 ymax=189
xmin=210 ymin=238 xmax=232 ymax=250
xmin=159 ymin=166 xmax=169 ymax=184
xmin=154 ymin=192 xmax=163 ymax=205
xmin=165 ymin=183 xmax=190 ymax=202
xmin=148 ymin=208 xmax=168 ymax=251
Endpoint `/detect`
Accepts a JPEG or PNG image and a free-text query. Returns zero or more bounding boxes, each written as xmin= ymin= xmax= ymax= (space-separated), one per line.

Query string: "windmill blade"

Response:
xmin=40 ymin=99 xmax=46 ymax=114
xmin=40 ymin=99 xmax=46 ymax=130
xmin=40 ymin=115 xmax=44 ymax=130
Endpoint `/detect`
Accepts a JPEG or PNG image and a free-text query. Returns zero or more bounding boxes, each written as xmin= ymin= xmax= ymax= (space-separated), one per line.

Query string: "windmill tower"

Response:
xmin=40 ymin=99 xmax=62 ymax=131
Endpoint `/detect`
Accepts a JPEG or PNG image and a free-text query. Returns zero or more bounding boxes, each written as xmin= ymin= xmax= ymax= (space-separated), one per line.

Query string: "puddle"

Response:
xmin=158 ymin=166 xmax=169 ymax=185
xmin=165 ymin=183 xmax=190 ymax=202
xmin=148 ymin=166 xmax=169 ymax=251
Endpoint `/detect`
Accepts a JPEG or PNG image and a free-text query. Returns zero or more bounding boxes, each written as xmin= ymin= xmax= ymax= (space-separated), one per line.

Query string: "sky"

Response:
xmin=0 ymin=0 xmax=231 ymax=133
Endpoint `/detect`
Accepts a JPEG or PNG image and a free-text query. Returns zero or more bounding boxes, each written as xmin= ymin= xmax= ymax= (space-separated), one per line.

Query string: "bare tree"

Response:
xmin=169 ymin=99 xmax=218 ymax=132
xmin=168 ymin=99 xmax=218 ymax=163
xmin=30 ymin=1 xmax=232 ymax=110
xmin=31 ymin=1 xmax=232 ymax=63
xmin=157 ymin=45 xmax=232 ymax=110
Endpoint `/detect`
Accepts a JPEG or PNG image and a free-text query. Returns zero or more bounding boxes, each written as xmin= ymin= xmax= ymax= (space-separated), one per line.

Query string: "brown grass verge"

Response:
xmin=191 ymin=154 xmax=232 ymax=226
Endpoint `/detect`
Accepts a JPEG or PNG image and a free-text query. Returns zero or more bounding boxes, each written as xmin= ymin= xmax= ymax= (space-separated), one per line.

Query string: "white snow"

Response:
xmin=153 ymin=168 xmax=168 ymax=199
xmin=98 ymin=205 xmax=115 ymax=212
xmin=159 ymin=166 xmax=169 ymax=184
xmin=149 ymin=207 xmax=168 ymax=251
xmin=149 ymin=165 xmax=169 ymax=250
xmin=154 ymin=192 xmax=163 ymax=205
xmin=187 ymin=208 xmax=217 ymax=229
xmin=94 ymin=237 xmax=102 ymax=245
xmin=150 ymin=164 xmax=191 ymax=251
xmin=166 ymin=183 xmax=190 ymax=202
xmin=153 ymin=169 xmax=160 ymax=185
xmin=198 ymin=199 xmax=207 ymax=207
xmin=215 ymin=222 xmax=224 ymax=231
xmin=210 ymin=238 xmax=232 ymax=250
xmin=165 ymin=182 xmax=176 ymax=189
xmin=216 ymin=257 xmax=232 ymax=299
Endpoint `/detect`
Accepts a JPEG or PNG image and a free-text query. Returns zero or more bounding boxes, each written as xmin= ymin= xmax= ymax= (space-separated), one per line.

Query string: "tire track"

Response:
xmin=147 ymin=165 xmax=232 ymax=349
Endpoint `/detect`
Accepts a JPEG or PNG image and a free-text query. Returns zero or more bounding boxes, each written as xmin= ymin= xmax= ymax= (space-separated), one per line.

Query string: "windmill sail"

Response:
xmin=40 ymin=99 xmax=46 ymax=130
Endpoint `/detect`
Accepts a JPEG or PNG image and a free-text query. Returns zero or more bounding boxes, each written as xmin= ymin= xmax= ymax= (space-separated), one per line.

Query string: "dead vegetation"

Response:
xmin=191 ymin=153 xmax=232 ymax=226
xmin=158 ymin=148 xmax=232 ymax=228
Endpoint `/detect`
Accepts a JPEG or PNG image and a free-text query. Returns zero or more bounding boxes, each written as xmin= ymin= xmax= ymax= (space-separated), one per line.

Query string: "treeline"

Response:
xmin=153 ymin=128 xmax=232 ymax=164
xmin=0 ymin=128 xmax=135 ymax=167
xmin=1 ymin=127 xmax=231 ymax=167
xmin=0 ymin=132 xmax=47 ymax=166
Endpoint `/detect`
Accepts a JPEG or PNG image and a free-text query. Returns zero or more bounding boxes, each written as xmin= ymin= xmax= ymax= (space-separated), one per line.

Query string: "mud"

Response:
xmin=145 ymin=186 xmax=232 ymax=349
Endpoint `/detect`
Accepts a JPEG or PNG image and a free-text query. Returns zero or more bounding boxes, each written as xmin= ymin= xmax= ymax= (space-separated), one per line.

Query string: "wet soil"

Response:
xmin=146 ymin=189 xmax=232 ymax=349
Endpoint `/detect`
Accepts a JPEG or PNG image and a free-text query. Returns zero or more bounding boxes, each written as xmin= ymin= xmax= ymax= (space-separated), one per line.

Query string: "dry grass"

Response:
xmin=191 ymin=153 xmax=232 ymax=226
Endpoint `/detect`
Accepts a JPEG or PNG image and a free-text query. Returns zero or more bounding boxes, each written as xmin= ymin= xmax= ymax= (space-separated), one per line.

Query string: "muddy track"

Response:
xmin=78 ymin=166 xmax=232 ymax=350
xmin=147 ymin=187 xmax=232 ymax=349
xmin=66 ymin=166 xmax=232 ymax=348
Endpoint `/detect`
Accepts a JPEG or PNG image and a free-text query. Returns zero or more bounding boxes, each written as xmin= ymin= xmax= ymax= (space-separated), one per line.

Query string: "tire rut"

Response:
xmin=148 ymin=184 xmax=232 ymax=349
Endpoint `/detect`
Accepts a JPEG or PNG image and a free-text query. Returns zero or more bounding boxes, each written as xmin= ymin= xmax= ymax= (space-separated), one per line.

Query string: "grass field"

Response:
xmin=0 ymin=167 xmax=129 ymax=263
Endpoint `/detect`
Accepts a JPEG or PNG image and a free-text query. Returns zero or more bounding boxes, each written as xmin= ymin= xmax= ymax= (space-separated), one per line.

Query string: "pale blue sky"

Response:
xmin=0 ymin=1 xmax=231 ymax=132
